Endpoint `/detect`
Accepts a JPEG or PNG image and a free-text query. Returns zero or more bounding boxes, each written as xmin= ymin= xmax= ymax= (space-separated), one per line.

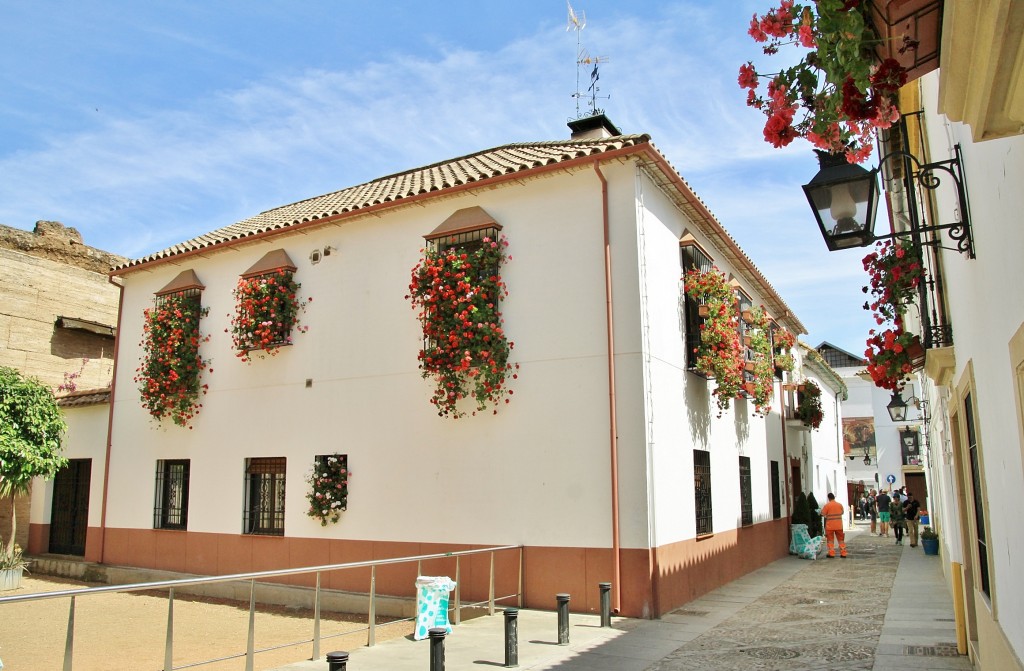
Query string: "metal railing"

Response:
xmin=0 ymin=544 xmax=523 ymax=671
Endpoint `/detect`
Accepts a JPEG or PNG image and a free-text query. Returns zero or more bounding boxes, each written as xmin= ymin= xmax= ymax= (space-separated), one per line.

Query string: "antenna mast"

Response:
xmin=567 ymin=1 xmax=609 ymax=119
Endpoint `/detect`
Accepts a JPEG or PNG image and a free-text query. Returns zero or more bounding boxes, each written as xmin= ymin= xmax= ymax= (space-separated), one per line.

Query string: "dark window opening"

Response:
xmin=694 ymin=449 xmax=713 ymax=536
xmin=154 ymin=460 xmax=190 ymax=530
xmin=964 ymin=393 xmax=990 ymax=597
xmin=739 ymin=456 xmax=753 ymax=526
xmin=244 ymin=457 xmax=286 ymax=536
xmin=770 ymin=460 xmax=781 ymax=519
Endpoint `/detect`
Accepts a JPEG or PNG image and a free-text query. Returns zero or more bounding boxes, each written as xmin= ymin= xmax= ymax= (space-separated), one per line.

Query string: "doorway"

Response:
xmin=49 ymin=459 xmax=91 ymax=555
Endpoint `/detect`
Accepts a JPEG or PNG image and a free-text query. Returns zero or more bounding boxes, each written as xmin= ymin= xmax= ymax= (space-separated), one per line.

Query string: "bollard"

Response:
xmin=556 ymin=593 xmax=570 ymax=645
xmin=504 ymin=607 xmax=519 ymax=667
xmin=429 ymin=627 xmax=447 ymax=671
xmin=326 ymin=650 xmax=349 ymax=671
xmin=599 ymin=582 xmax=612 ymax=628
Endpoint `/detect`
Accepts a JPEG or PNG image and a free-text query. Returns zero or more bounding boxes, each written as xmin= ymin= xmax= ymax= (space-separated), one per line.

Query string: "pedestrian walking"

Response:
xmin=876 ymin=489 xmax=892 ymax=537
xmin=821 ymin=493 xmax=847 ymax=558
xmin=868 ymin=489 xmax=878 ymax=534
xmin=903 ymin=492 xmax=921 ymax=547
xmin=890 ymin=493 xmax=906 ymax=545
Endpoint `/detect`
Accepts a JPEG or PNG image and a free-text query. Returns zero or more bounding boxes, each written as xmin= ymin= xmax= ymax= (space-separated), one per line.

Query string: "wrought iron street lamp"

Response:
xmin=802 ymin=143 xmax=975 ymax=258
xmin=887 ymin=392 xmax=909 ymax=422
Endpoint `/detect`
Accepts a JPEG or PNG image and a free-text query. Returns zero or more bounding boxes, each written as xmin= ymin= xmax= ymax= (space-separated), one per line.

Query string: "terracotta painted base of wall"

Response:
xmin=27 ymin=519 xmax=789 ymax=619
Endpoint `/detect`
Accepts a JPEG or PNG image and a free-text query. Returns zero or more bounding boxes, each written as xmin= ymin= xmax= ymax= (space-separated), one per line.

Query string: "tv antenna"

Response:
xmin=567 ymin=1 xmax=609 ymax=119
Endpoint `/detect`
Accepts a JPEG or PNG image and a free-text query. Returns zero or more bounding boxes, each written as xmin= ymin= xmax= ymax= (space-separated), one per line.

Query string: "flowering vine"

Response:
xmin=406 ymin=235 xmax=518 ymax=418
xmin=228 ymin=269 xmax=311 ymax=363
xmin=862 ymin=239 xmax=925 ymax=390
xmin=135 ymin=292 xmax=211 ymax=428
xmin=744 ymin=306 xmax=775 ymax=416
xmin=739 ymin=0 xmax=908 ymax=163
xmin=306 ymin=454 xmax=349 ymax=526
xmin=683 ymin=267 xmax=745 ymax=414
xmin=794 ymin=379 xmax=824 ymax=429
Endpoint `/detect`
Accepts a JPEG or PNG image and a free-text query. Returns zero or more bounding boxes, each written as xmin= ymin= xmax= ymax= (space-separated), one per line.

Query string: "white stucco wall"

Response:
xmin=31 ymin=402 xmax=109 ymax=528
xmin=920 ymin=70 xmax=1024 ymax=661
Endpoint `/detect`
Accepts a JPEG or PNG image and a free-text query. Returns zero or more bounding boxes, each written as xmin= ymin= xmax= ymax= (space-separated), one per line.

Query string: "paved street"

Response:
xmin=273 ymin=525 xmax=972 ymax=671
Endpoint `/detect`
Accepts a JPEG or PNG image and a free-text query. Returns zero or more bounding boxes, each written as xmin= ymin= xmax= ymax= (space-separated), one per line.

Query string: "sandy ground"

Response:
xmin=0 ymin=574 xmax=414 ymax=671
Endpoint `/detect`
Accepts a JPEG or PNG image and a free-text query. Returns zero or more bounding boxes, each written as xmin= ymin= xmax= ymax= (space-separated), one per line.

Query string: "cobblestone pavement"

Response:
xmin=274 ymin=526 xmax=974 ymax=671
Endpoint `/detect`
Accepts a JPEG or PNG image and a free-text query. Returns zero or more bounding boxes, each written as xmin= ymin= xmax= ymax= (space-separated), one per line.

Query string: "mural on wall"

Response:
xmin=843 ymin=417 xmax=876 ymax=460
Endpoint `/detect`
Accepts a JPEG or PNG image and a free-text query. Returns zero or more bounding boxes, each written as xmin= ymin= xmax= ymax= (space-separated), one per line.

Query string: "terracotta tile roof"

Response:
xmin=115 ymin=136 xmax=651 ymax=271
xmin=57 ymin=388 xmax=111 ymax=408
xmin=113 ymin=132 xmax=806 ymax=335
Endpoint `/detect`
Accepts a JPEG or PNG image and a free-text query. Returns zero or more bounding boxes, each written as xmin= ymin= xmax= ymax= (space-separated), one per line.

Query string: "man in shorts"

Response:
xmin=876 ymin=488 xmax=892 ymax=537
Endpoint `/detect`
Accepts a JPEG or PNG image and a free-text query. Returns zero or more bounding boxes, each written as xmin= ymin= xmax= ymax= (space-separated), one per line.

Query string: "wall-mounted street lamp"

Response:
xmin=802 ymin=144 xmax=975 ymax=258
xmin=887 ymin=391 xmax=929 ymax=423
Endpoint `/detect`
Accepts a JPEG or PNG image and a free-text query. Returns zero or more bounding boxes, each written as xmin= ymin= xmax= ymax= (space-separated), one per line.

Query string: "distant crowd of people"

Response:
xmin=852 ymin=487 xmax=921 ymax=547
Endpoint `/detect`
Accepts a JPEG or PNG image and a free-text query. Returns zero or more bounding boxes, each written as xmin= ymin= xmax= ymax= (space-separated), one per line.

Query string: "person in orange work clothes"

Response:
xmin=821 ymin=492 xmax=847 ymax=558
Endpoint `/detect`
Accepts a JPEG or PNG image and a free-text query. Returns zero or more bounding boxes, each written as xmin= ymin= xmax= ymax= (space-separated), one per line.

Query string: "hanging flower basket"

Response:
xmin=305 ymin=455 xmax=350 ymax=526
xmin=865 ymin=329 xmax=924 ymax=390
xmin=228 ymin=269 xmax=310 ymax=363
xmin=683 ymin=267 xmax=744 ymax=413
xmin=407 ymin=235 xmax=518 ymax=418
xmin=134 ymin=291 xmax=211 ymax=428
xmin=739 ymin=0 xmax=908 ymax=162
xmin=862 ymin=239 xmax=924 ymax=323
xmin=744 ymin=306 xmax=776 ymax=415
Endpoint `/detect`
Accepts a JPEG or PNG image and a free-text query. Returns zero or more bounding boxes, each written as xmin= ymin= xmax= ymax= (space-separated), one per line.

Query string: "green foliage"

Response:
xmin=921 ymin=526 xmax=938 ymax=540
xmin=806 ymin=492 xmax=822 ymax=537
xmin=0 ymin=366 xmax=68 ymax=562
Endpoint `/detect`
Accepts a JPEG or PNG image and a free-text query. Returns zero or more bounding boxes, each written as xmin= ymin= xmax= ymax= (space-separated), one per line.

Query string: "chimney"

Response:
xmin=567 ymin=113 xmax=622 ymax=140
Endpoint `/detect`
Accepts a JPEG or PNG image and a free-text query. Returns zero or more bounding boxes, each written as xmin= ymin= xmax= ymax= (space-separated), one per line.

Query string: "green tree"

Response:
xmin=791 ymin=492 xmax=811 ymax=527
xmin=0 ymin=366 xmax=67 ymax=562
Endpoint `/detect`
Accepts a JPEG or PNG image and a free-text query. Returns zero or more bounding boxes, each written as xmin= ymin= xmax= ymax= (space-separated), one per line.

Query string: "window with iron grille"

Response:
xmin=154 ymin=460 xmax=190 ymax=530
xmin=770 ymin=460 xmax=782 ymax=519
xmin=739 ymin=456 xmax=753 ymax=526
xmin=694 ymin=449 xmax=713 ymax=536
xmin=243 ymin=457 xmax=286 ymax=536
xmin=680 ymin=243 xmax=714 ymax=371
xmin=964 ymin=393 xmax=990 ymax=597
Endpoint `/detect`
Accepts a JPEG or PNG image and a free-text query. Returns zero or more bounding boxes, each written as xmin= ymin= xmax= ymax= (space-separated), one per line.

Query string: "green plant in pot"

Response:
xmin=806 ymin=491 xmax=823 ymax=538
xmin=921 ymin=526 xmax=939 ymax=555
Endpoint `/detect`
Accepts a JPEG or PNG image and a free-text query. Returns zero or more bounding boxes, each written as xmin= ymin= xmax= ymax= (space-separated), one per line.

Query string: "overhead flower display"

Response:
xmin=683 ymin=267 xmax=745 ymax=414
xmin=739 ymin=0 xmax=907 ymax=163
xmin=862 ymin=238 xmax=925 ymax=390
xmin=228 ymin=268 xmax=310 ymax=363
xmin=135 ymin=291 xmax=211 ymax=428
xmin=406 ymin=235 xmax=518 ymax=418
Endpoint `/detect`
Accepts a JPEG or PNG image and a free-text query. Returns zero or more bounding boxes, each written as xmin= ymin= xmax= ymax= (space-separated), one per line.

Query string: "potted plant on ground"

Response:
xmin=921 ymin=526 xmax=939 ymax=555
xmin=0 ymin=366 xmax=68 ymax=590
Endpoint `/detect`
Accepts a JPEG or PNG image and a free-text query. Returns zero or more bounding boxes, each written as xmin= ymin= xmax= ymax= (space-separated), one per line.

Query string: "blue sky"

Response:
xmin=0 ymin=1 xmax=875 ymax=355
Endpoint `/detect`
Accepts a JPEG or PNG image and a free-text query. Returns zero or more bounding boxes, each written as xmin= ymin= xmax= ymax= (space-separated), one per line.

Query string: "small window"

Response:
xmin=770 ymin=460 xmax=781 ymax=519
xmin=154 ymin=460 xmax=190 ymax=530
xmin=244 ymin=457 xmax=286 ymax=536
xmin=694 ymin=449 xmax=713 ymax=536
xmin=681 ymin=242 xmax=714 ymax=371
xmin=739 ymin=456 xmax=753 ymax=526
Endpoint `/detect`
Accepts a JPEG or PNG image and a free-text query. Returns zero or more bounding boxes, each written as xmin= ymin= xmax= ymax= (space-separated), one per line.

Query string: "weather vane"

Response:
xmin=567 ymin=1 xmax=609 ymax=119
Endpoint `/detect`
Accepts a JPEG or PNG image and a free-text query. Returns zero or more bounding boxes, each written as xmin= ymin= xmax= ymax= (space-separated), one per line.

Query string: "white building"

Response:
xmin=28 ymin=116 xmax=847 ymax=618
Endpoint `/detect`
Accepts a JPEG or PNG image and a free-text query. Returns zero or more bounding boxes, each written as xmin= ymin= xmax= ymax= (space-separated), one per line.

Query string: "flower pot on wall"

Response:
xmin=698 ymin=305 xmax=711 ymax=317
xmin=907 ymin=335 xmax=926 ymax=370
xmin=741 ymin=309 xmax=754 ymax=324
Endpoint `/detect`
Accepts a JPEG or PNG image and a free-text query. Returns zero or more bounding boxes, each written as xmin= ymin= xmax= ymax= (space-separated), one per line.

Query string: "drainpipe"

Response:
xmin=781 ymin=385 xmax=792 ymax=527
xmin=593 ymin=161 xmax=622 ymax=613
xmin=98 ymin=275 xmax=125 ymax=564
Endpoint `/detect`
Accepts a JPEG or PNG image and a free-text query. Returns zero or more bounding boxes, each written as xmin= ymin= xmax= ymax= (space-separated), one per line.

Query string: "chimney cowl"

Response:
xmin=568 ymin=114 xmax=622 ymax=140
